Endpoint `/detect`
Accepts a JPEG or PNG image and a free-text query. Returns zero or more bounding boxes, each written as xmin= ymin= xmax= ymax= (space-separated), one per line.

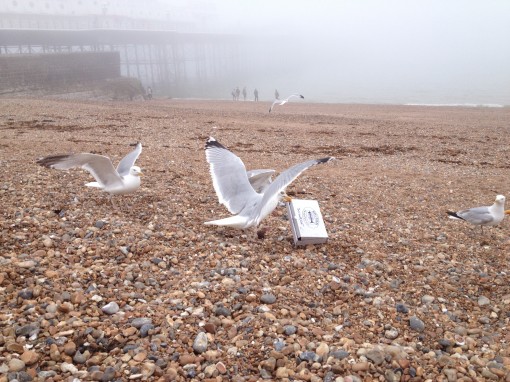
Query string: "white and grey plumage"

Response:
xmin=37 ymin=143 xmax=142 ymax=195
xmin=205 ymin=137 xmax=333 ymax=229
xmin=246 ymin=169 xmax=275 ymax=193
xmin=269 ymin=94 xmax=304 ymax=113
xmin=447 ymin=195 xmax=505 ymax=232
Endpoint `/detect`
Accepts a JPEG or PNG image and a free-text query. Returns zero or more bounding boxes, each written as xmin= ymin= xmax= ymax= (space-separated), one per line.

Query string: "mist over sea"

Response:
xmin=313 ymin=89 xmax=509 ymax=107
xmin=216 ymin=0 xmax=510 ymax=108
xmin=220 ymin=70 xmax=510 ymax=107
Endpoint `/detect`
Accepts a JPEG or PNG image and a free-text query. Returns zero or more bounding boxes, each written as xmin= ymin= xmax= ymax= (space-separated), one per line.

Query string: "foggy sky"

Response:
xmin=206 ymin=0 xmax=510 ymax=105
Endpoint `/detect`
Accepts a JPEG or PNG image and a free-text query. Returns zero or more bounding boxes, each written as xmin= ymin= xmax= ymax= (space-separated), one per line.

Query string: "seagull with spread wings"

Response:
xmin=205 ymin=137 xmax=333 ymax=229
xmin=269 ymin=94 xmax=305 ymax=113
xmin=37 ymin=143 xmax=143 ymax=195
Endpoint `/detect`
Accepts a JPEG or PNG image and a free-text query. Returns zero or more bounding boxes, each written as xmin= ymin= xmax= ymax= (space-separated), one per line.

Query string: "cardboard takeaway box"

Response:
xmin=286 ymin=199 xmax=328 ymax=246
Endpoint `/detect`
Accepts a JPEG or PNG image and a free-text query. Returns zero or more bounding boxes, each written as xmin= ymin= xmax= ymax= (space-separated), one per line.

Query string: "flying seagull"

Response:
xmin=447 ymin=194 xmax=505 ymax=233
xmin=269 ymin=94 xmax=304 ymax=113
xmin=37 ymin=143 xmax=143 ymax=195
xmin=205 ymin=137 xmax=333 ymax=229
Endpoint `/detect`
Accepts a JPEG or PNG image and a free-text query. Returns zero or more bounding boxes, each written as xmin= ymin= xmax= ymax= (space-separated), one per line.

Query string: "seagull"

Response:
xmin=205 ymin=137 xmax=333 ymax=229
xmin=36 ymin=143 xmax=143 ymax=195
xmin=447 ymin=194 xmax=505 ymax=233
xmin=269 ymin=94 xmax=304 ymax=113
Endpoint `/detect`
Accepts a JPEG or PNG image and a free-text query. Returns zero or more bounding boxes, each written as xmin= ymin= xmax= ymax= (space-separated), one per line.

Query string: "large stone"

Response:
xmin=478 ymin=296 xmax=490 ymax=307
xmin=20 ymin=350 xmax=39 ymax=365
xmin=283 ymin=325 xmax=297 ymax=335
xmin=409 ymin=316 xmax=425 ymax=332
xmin=6 ymin=343 xmax=24 ymax=353
xmin=276 ymin=367 xmax=290 ymax=378
xmin=101 ymin=301 xmax=120 ymax=315
xmin=131 ymin=318 xmax=152 ymax=328
xmin=260 ymin=294 xmax=277 ymax=304
xmin=351 ymin=362 xmax=369 ymax=372
xmin=101 ymin=366 xmax=116 ymax=381
xmin=8 ymin=358 xmax=26 ymax=372
xmin=316 ymin=342 xmax=330 ymax=359
xmin=443 ymin=368 xmax=458 ymax=381
xmin=60 ymin=362 xmax=78 ymax=374
xmin=366 ymin=349 xmax=384 ymax=365
xmin=141 ymin=362 xmax=156 ymax=378
xmin=193 ymin=332 xmax=208 ymax=353
xmin=260 ymin=357 xmax=276 ymax=371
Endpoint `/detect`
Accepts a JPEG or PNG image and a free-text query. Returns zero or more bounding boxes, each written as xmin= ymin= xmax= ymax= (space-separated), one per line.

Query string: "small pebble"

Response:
xmin=95 ymin=220 xmax=106 ymax=229
xmin=385 ymin=328 xmax=399 ymax=339
xmin=101 ymin=366 xmax=115 ymax=382
xmin=396 ymin=303 xmax=409 ymax=313
xmin=299 ymin=351 xmax=320 ymax=362
xmin=60 ymin=362 xmax=78 ymax=374
xmin=131 ymin=317 xmax=152 ymax=328
xmin=331 ymin=350 xmax=349 ymax=360
xmin=140 ymin=323 xmax=155 ymax=338
xmin=260 ymin=294 xmax=277 ymax=304
xmin=283 ymin=325 xmax=297 ymax=335
xmin=366 ymin=349 xmax=384 ymax=365
xmin=101 ymin=302 xmax=120 ymax=315
xmin=214 ymin=305 xmax=231 ymax=317
xmin=18 ymin=289 xmax=33 ymax=300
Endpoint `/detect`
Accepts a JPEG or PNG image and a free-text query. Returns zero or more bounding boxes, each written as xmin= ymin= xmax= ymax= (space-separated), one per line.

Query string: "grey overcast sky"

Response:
xmin=205 ymin=0 xmax=510 ymax=104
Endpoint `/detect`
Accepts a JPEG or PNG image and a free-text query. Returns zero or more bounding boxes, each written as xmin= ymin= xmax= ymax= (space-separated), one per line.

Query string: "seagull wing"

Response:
xmin=457 ymin=206 xmax=494 ymax=225
xmin=285 ymin=94 xmax=305 ymax=102
xmin=116 ymin=142 xmax=142 ymax=176
xmin=269 ymin=99 xmax=281 ymax=113
xmin=246 ymin=169 xmax=276 ymax=193
xmin=271 ymin=95 xmax=304 ymax=111
xmin=37 ymin=153 xmax=123 ymax=188
xmin=260 ymin=157 xmax=334 ymax=208
xmin=205 ymin=137 xmax=260 ymax=214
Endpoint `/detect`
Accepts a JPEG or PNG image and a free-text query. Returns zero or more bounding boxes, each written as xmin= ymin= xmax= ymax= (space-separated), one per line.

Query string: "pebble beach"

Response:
xmin=1 ymin=98 xmax=510 ymax=381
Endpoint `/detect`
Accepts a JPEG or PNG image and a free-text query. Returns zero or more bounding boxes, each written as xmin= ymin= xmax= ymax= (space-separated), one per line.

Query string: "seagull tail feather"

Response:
xmin=447 ymin=211 xmax=464 ymax=220
xmin=204 ymin=215 xmax=249 ymax=229
xmin=85 ymin=182 xmax=103 ymax=188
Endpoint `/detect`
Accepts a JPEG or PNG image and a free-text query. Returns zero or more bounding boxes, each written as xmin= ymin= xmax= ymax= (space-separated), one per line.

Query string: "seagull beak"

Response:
xmin=282 ymin=194 xmax=292 ymax=203
xmin=138 ymin=171 xmax=143 ymax=176
xmin=505 ymin=210 xmax=510 ymax=215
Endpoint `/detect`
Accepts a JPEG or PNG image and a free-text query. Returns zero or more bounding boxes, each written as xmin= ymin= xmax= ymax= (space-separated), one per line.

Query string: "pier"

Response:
xmin=0 ymin=28 xmax=244 ymax=97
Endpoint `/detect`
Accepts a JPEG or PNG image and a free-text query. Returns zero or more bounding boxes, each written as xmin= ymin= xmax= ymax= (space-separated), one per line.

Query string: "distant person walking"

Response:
xmin=231 ymin=89 xmax=236 ymax=101
xmin=146 ymin=86 xmax=153 ymax=100
xmin=254 ymin=88 xmax=259 ymax=101
xmin=274 ymin=89 xmax=280 ymax=100
xmin=235 ymin=87 xmax=240 ymax=101
xmin=242 ymin=86 xmax=247 ymax=101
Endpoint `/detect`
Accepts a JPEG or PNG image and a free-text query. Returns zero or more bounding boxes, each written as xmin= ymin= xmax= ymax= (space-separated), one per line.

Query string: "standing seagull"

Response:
xmin=205 ymin=137 xmax=333 ymax=229
xmin=37 ymin=143 xmax=143 ymax=195
xmin=446 ymin=194 xmax=506 ymax=233
xmin=269 ymin=94 xmax=304 ymax=113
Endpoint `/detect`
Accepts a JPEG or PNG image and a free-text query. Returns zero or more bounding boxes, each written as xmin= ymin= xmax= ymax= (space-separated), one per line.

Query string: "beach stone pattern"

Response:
xmin=1 ymin=98 xmax=510 ymax=380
